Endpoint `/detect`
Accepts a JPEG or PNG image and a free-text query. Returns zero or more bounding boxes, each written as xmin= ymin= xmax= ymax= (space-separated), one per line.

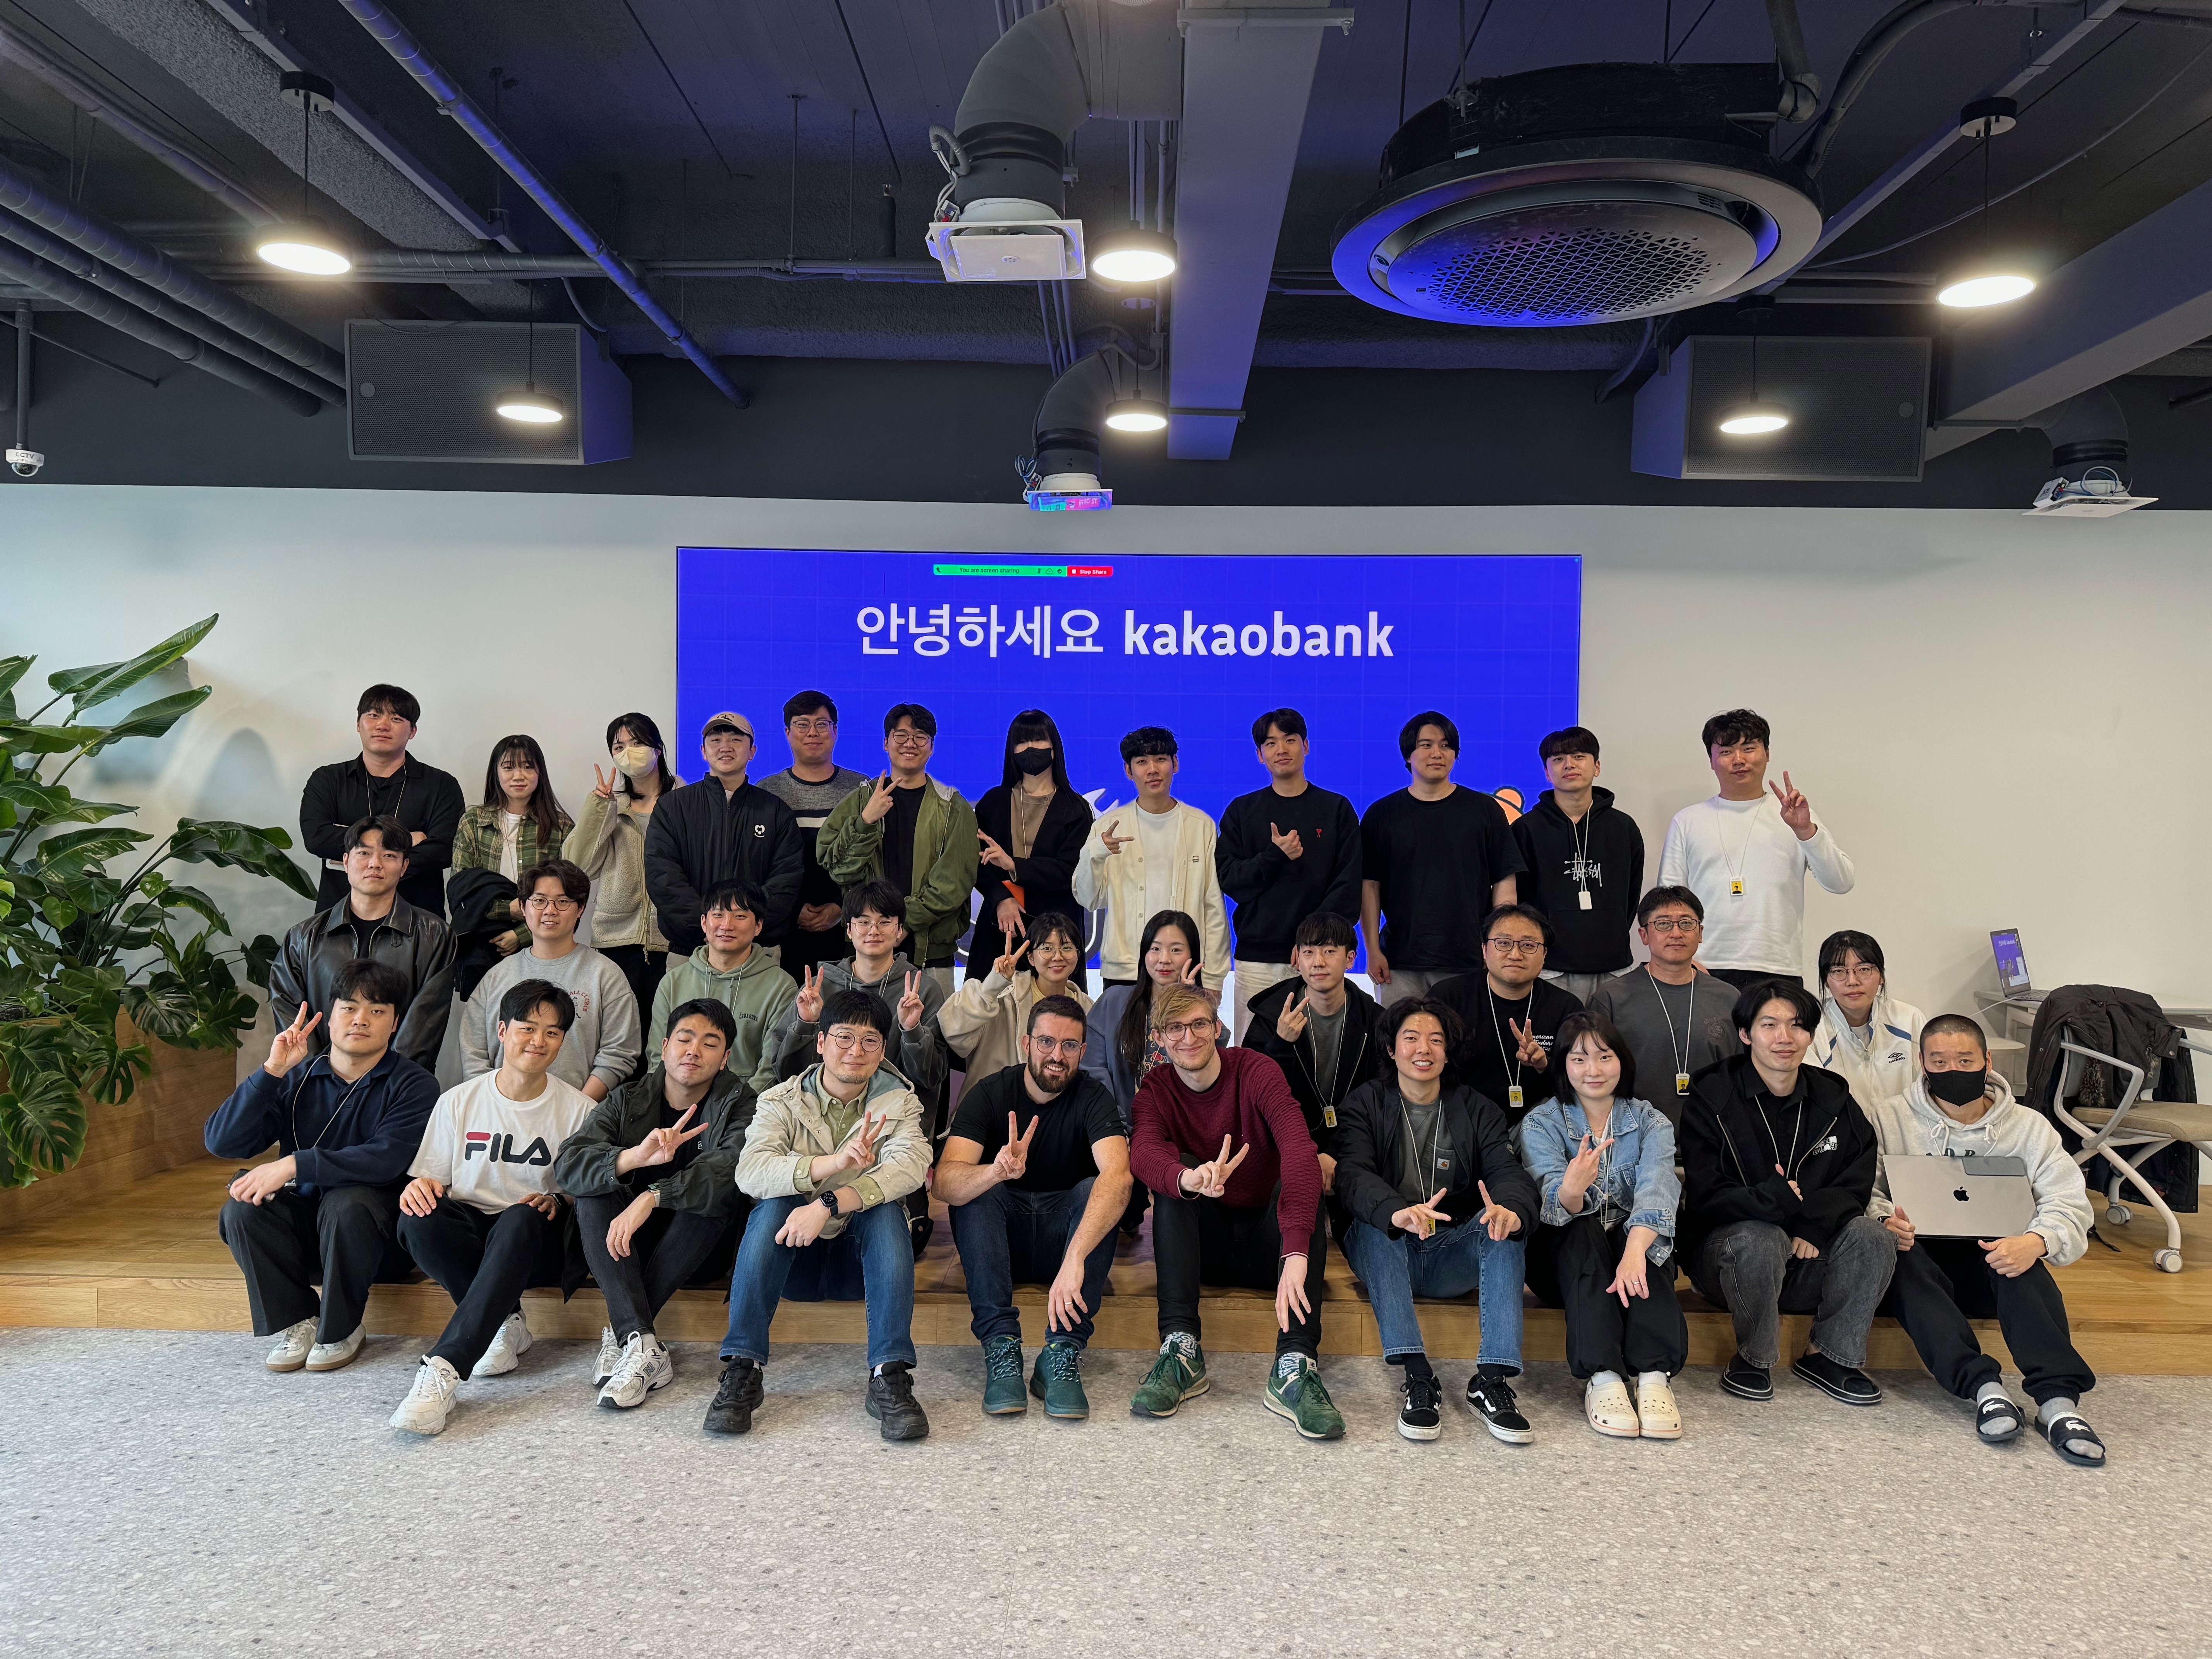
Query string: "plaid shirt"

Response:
xmin=452 ymin=805 xmax=572 ymax=936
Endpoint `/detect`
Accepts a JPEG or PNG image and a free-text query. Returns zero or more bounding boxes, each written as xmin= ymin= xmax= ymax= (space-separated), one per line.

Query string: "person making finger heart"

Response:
xmin=1431 ymin=904 xmax=1583 ymax=1128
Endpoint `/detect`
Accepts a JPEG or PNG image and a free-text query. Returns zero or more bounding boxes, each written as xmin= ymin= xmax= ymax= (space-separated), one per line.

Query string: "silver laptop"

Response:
xmin=1884 ymin=1154 xmax=2035 ymax=1238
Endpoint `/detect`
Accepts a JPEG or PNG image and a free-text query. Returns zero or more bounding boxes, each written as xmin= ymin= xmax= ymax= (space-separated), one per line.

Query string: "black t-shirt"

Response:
xmin=343 ymin=907 xmax=384 ymax=960
xmin=1358 ymin=787 xmax=1525 ymax=973
xmin=883 ymin=782 xmax=926 ymax=897
xmin=948 ymin=1064 xmax=1127 ymax=1194
xmin=1431 ymin=972 xmax=1583 ymax=1125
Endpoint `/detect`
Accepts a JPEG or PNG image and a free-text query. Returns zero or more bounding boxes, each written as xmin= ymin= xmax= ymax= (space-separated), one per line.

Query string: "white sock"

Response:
xmin=2040 ymin=1395 xmax=2078 ymax=1424
xmin=1589 ymin=1369 xmax=1624 ymax=1391
xmin=1637 ymin=1370 xmax=1670 ymax=1389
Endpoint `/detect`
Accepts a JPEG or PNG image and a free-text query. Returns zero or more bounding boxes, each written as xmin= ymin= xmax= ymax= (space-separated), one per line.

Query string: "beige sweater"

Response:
xmin=572 ymin=790 xmax=668 ymax=952
xmin=938 ymin=970 xmax=1094 ymax=1082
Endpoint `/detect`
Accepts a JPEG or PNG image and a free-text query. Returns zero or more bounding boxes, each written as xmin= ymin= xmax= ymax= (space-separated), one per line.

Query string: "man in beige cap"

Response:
xmin=642 ymin=711 xmax=804 ymax=959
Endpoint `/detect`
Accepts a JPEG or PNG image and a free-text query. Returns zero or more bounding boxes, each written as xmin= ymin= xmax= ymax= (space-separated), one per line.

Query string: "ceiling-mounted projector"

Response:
xmin=1332 ymin=64 xmax=1823 ymax=328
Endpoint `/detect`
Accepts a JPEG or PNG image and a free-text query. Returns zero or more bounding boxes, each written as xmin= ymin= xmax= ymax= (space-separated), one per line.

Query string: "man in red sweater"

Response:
xmin=1128 ymin=984 xmax=1343 ymax=1440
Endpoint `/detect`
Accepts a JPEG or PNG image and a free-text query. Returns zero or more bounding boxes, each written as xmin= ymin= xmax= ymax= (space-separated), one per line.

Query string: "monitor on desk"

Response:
xmin=1991 ymin=929 xmax=2033 ymax=996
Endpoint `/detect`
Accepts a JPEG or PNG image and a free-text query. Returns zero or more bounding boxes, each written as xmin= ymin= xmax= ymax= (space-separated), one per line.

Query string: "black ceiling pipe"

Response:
xmin=1031 ymin=349 xmax=1124 ymax=487
xmin=0 ymin=209 xmax=340 ymax=404
xmin=0 ymin=240 xmax=323 ymax=416
xmin=0 ymin=154 xmax=345 ymax=389
xmin=2030 ymin=386 xmax=2129 ymax=481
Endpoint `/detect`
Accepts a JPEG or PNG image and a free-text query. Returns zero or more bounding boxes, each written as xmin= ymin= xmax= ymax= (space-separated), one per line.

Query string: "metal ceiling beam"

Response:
xmin=1167 ymin=1 xmax=1352 ymax=460
xmin=332 ymin=0 xmax=745 ymax=406
xmin=1927 ymin=171 xmax=2212 ymax=459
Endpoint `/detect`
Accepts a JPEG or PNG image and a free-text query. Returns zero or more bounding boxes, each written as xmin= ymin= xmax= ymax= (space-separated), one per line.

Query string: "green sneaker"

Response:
xmin=1129 ymin=1333 xmax=1208 ymax=1418
xmin=1265 ymin=1353 xmax=1346 ymax=1441
xmin=981 ymin=1335 xmax=1027 ymax=1415
xmin=1029 ymin=1341 xmax=1090 ymax=1420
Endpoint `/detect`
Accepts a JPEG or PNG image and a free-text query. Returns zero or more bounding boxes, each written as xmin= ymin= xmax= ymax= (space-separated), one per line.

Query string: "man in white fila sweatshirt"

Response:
xmin=389 ymin=978 xmax=597 ymax=1436
xmin=1658 ymin=709 xmax=1853 ymax=991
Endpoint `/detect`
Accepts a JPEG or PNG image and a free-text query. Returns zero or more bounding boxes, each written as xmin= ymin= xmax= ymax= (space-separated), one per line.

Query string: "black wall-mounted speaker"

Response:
xmin=345 ymin=320 xmax=632 ymax=464
xmin=1632 ymin=335 xmax=1930 ymax=482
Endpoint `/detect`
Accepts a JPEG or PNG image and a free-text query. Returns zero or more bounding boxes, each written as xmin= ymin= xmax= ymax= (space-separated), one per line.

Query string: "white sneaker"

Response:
xmin=597 ymin=1333 xmax=675 ymax=1410
xmin=592 ymin=1325 xmax=621 ymax=1387
xmin=263 ymin=1317 xmax=317 ymax=1372
xmin=472 ymin=1311 xmax=533 ymax=1378
xmin=1636 ymin=1370 xmax=1683 ymax=1440
xmin=389 ymin=1356 xmax=460 ymax=1435
xmin=305 ymin=1327 xmax=364 ymax=1372
xmin=1585 ymin=1370 xmax=1641 ymax=1439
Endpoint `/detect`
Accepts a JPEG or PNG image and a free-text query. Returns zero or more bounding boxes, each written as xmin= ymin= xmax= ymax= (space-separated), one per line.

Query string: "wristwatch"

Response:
xmin=815 ymin=1186 xmax=843 ymax=1216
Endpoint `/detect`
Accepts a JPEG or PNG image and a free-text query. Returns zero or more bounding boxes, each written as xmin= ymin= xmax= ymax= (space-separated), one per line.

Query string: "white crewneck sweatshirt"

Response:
xmin=1657 ymin=793 xmax=1854 ymax=976
xmin=410 ymin=1070 xmax=596 ymax=1214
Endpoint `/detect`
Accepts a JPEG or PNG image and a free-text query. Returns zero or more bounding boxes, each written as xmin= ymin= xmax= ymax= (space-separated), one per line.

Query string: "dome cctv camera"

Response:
xmin=7 ymin=446 xmax=44 ymax=477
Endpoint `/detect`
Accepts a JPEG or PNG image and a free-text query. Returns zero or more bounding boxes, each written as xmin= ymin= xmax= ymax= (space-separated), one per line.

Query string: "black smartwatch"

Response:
xmin=815 ymin=1187 xmax=842 ymax=1215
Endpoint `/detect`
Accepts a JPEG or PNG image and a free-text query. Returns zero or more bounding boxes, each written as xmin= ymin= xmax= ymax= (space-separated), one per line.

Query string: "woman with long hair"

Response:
xmin=570 ymin=712 xmax=680 ymax=1020
xmin=968 ymin=708 xmax=1092 ymax=984
xmin=449 ymin=735 xmax=573 ymax=994
xmin=1082 ymin=909 xmax=1209 ymax=1237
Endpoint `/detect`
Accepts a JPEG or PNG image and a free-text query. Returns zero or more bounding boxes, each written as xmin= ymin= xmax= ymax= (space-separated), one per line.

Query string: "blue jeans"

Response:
xmin=948 ymin=1178 xmax=1117 ymax=1349
xmin=1341 ymin=1216 xmax=1525 ymax=1372
xmin=721 ymin=1196 xmax=916 ymax=1370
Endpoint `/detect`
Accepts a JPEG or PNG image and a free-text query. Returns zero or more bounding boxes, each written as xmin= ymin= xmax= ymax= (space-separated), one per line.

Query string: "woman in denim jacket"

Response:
xmin=1519 ymin=1008 xmax=1689 ymax=1442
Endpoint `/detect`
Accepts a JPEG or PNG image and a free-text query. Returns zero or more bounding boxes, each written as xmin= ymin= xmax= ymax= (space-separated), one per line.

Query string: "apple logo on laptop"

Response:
xmin=1952 ymin=1185 xmax=1970 ymax=1204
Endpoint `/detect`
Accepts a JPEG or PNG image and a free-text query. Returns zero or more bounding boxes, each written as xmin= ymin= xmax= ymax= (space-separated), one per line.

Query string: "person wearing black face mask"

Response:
xmin=1865 ymin=1015 xmax=2103 ymax=1466
xmin=970 ymin=711 xmax=1093 ymax=985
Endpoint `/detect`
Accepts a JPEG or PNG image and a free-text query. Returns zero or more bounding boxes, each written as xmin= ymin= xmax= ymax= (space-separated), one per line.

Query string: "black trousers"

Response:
xmin=397 ymin=1197 xmax=568 ymax=1375
xmin=601 ymin=946 xmax=668 ymax=1054
xmin=1152 ymin=1183 xmax=1326 ymax=1358
xmin=218 ymin=1183 xmax=406 ymax=1341
xmin=574 ymin=1190 xmax=741 ymax=1341
xmin=1709 ymin=969 xmax=1803 ymax=992
xmin=1553 ymin=1215 xmax=1690 ymax=1381
xmin=1884 ymin=1236 xmax=2095 ymax=1405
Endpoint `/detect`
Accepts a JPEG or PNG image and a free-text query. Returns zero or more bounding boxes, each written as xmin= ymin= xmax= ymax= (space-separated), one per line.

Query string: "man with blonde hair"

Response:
xmin=1127 ymin=983 xmax=1340 ymax=1440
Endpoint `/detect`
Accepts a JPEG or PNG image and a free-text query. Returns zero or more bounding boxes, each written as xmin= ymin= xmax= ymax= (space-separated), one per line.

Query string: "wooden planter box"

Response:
xmin=0 ymin=1015 xmax=237 ymax=1228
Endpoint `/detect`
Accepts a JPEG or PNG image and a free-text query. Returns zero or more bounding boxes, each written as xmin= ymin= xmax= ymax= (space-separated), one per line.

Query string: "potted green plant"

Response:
xmin=0 ymin=614 xmax=316 ymax=1189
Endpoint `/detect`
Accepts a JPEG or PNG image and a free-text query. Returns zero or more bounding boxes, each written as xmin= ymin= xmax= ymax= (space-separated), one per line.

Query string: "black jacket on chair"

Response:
xmin=269 ymin=896 xmax=456 ymax=1068
xmin=1678 ymin=1054 xmax=1877 ymax=1257
xmin=1239 ymin=977 xmax=1386 ymax=1159
xmin=642 ymin=778 xmax=803 ymax=957
xmin=1333 ymin=1078 xmax=1539 ymax=1240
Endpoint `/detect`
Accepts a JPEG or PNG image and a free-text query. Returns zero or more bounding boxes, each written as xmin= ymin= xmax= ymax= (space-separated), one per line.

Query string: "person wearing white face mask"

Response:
xmin=1867 ymin=1015 xmax=2102 ymax=1466
xmin=1808 ymin=930 xmax=1924 ymax=1115
xmin=573 ymin=712 xmax=681 ymax=1021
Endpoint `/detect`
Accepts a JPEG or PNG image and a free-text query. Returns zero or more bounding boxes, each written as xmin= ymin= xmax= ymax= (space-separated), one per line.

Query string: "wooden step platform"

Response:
xmin=6 ymin=1158 xmax=2210 ymax=1373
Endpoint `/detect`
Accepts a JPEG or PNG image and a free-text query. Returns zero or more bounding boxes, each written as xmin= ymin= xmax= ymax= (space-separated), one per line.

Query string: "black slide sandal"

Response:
xmin=2044 ymin=1412 xmax=2106 ymax=1467
xmin=1976 ymin=1394 xmax=2023 ymax=1443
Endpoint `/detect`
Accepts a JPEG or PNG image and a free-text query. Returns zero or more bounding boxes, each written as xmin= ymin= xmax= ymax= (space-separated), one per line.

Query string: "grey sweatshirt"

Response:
xmin=1865 ymin=1071 xmax=2094 ymax=1267
xmin=461 ymin=942 xmax=641 ymax=1095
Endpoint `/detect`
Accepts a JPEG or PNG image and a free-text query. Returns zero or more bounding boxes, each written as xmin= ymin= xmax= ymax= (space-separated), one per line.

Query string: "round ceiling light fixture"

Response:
xmin=1938 ymin=99 xmax=2034 ymax=311
xmin=1103 ymin=397 xmax=1169 ymax=433
xmin=1717 ymin=400 xmax=1790 ymax=435
xmin=259 ymin=72 xmax=351 ymax=276
xmin=1937 ymin=270 xmax=2035 ymax=309
xmin=495 ymin=387 xmax=565 ymax=424
xmin=1090 ymin=227 xmax=1178 ymax=283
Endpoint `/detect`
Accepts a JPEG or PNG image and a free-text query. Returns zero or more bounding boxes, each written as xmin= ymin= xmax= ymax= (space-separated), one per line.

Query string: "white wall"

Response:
xmin=7 ymin=484 xmax=2208 ymax=1065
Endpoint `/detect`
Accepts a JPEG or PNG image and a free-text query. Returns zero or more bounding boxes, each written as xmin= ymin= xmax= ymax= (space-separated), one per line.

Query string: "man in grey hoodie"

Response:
xmin=1868 ymin=1014 xmax=2103 ymax=1465
xmin=647 ymin=878 xmax=797 ymax=1096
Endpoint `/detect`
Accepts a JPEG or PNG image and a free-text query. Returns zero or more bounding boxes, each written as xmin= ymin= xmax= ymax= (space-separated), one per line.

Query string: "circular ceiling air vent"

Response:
xmin=1333 ymin=66 xmax=1824 ymax=328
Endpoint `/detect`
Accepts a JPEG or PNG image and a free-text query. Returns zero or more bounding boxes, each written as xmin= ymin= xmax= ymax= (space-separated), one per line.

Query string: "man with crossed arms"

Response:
xmin=939 ymin=996 xmax=1131 ymax=1421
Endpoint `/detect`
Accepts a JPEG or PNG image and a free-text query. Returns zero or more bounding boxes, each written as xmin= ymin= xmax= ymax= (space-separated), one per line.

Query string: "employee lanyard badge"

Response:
xmin=1648 ymin=972 xmax=1697 ymax=1096
xmin=1488 ymin=984 xmax=1527 ymax=1111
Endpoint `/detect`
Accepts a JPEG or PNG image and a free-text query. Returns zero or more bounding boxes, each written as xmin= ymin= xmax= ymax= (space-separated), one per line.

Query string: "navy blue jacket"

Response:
xmin=203 ymin=1048 xmax=439 ymax=1195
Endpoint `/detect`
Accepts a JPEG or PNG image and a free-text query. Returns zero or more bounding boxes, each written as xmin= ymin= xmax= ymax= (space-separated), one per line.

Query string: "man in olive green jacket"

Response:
xmin=817 ymin=703 xmax=979 ymax=992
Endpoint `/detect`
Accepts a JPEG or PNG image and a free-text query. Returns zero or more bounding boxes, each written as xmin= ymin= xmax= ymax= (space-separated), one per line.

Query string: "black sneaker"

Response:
xmin=1398 ymin=1370 xmax=1443 ymax=1442
xmin=866 ymin=1362 xmax=931 ymax=1441
xmin=1720 ymin=1354 xmax=1774 ymax=1401
xmin=703 ymin=1357 xmax=763 ymax=1436
xmin=1792 ymin=1351 xmax=1882 ymax=1407
xmin=1464 ymin=1370 xmax=1534 ymax=1444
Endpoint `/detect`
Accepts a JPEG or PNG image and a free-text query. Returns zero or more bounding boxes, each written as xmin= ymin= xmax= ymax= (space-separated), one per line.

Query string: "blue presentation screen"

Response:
xmin=677 ymin=548 xmax=1580 ymax=936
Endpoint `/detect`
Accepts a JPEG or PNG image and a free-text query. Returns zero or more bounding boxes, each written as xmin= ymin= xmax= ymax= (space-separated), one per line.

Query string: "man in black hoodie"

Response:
xmin=1511 ymin=726 xmax=1643 ymax=1005
xmin=1680 ymin=979 xmax=1897 ymax=1407
xmin=1335 ymin=996 xmax=1541 ymax=1444
xmin=1216 ymin=708 xmax=1363 ymax=1043
xmin=1241 ymin=912 xmax=1385 ymax=1205
xmin=643 ymin=711 xmax=804 ymax=959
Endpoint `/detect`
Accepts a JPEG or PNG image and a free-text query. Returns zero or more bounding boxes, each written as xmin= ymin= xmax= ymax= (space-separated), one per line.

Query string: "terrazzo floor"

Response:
xmin=6 ymin=1327 xmax=2207 ymax=1656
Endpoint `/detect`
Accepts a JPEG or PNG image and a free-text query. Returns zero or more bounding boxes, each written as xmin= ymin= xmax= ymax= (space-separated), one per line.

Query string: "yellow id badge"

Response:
xmin=1676 ymin=1072 xmax=1691 ymax=1095
xmin=1508 ymin=1085 xmax=1525 ymax=1110
xmin=1729 ymin=879 xmax=1745 ymax=896
xmin=1322 ymin=1104 xmax=1337 ymax=1129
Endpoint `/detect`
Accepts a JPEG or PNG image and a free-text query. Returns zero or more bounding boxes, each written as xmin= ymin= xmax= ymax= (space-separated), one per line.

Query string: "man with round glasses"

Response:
xmin=1432 ymin=903 xmax=1582 ymax=1130
xmin=1589 ymin=886 xmax=1738 ymax=1128
xmin=708 ymin=989 xmax=933 ymax=1441
xmin=937 ymin=996 xmax=1131 ymax=1420
xmin=459 ymin=859 xmax=639 ymax=1101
